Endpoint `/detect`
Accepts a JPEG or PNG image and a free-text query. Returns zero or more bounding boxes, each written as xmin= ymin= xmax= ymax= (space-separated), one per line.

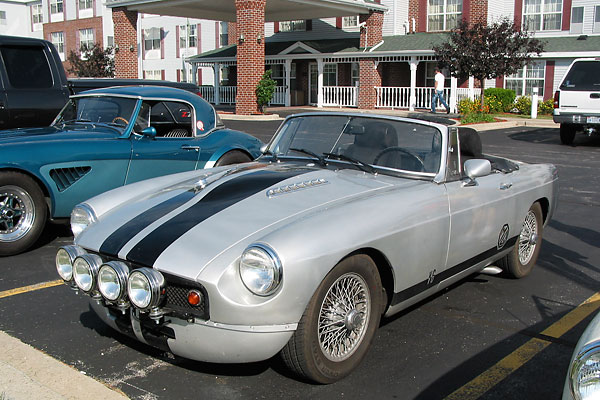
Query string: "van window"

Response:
xmin=0 ymin=45 xmax=53 ymax=89
xmin=560 ymin=60 xmax=600 ymax=91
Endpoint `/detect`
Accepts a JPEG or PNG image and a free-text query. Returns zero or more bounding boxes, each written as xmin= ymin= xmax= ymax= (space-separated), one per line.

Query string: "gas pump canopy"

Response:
xmin=105 ymin=0 xmax=387 ymax=21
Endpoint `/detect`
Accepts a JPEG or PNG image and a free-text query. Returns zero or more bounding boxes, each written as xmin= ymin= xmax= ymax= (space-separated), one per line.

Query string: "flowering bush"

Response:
xmin=538 ymin=99 xmax=554 ymax=115
xmin=458 ymin=98 xmax=490 ymax=114
xmin=514 ymin=96 xmax=532 ymax=115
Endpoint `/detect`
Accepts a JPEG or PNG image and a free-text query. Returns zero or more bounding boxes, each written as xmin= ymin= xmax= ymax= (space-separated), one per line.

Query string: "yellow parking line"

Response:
xmin=0 ymin=280 xmax=64 ymax=299
xmin=445 ymin=292 xmax=600 ymax=400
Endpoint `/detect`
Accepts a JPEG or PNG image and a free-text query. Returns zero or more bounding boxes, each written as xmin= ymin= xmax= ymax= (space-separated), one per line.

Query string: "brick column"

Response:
xmin=112 ymin=7 xmax=138 ymax=78
xmin=235 ymin=0 xmax=265 ymax=115
xmin=358 ymin=11 xmax=384 ymax=110
xmin=228 ymin=22 xmax=237 ymax=46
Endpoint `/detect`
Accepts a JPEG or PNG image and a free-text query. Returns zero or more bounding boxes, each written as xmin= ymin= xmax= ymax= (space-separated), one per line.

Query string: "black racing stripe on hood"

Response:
xmin=125 ymin=168 xmax=310 ymax=267
xmin=99 ymin=190 xmax=197 ymax=257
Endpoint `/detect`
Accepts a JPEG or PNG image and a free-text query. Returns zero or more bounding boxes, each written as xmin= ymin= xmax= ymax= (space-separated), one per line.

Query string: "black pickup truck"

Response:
xmin=0 ymin=34 xmax=200 ymax=130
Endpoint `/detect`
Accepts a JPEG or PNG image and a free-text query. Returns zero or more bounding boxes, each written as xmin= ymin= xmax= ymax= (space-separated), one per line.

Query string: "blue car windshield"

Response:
xmin=53 ymin=96 xmax=138 ymax=130
xmin=266 ymin=115 xmax=442 ymax=176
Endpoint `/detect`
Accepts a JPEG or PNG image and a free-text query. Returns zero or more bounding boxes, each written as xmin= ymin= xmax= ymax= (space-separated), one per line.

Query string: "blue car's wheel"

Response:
xmin=0 ymin=172 xmax=47 ymax=256
xmin=214 ymin=150 xmax=253 ymax=167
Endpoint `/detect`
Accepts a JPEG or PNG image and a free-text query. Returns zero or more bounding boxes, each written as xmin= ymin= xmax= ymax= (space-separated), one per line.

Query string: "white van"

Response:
xmin=553 ymin=58 xmax=600 ymax=145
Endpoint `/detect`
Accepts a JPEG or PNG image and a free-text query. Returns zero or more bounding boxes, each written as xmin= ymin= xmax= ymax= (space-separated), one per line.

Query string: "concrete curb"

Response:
xmin=464 ymin=118 xmax=558 ymax=132
xmin=218 ymin=113 xmax=283 ymax=121
xmin=0 ymin=331 xmax=128 ymax=400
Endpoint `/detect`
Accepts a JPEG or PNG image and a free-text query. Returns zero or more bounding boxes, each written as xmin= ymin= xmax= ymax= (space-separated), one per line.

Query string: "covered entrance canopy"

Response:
xmin=106 ymin=0 xmax=386 ymax=22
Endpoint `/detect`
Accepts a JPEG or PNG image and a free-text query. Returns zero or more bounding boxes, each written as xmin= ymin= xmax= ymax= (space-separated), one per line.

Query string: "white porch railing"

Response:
xmin=376 ymin=87 xmax=482 ymax=110
xmin=323 ymin=86 xmax=358 ymax=107
xmin=219 ymin=86 xmax=236 ymax=104
xmin=199 ymin=86 xmax=214 ymax=103
xmin=269 ymin=86 xmax=286 ymax=105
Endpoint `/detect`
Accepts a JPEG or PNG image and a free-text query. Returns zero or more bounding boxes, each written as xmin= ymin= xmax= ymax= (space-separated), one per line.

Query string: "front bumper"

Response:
xmin=90 ymin=298 xmax=295 ymax=363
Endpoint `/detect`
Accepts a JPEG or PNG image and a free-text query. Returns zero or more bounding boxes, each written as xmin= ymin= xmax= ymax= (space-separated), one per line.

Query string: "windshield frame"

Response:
xmin=263 ymin=112 xmax=448 ymax=181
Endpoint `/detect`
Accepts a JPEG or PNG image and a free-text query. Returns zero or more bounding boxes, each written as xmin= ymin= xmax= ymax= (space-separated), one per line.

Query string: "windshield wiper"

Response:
xmin=289 ymin=148 xmax=327 ymax=167
xmin=323 ymin=152 xmax=376 ymax=174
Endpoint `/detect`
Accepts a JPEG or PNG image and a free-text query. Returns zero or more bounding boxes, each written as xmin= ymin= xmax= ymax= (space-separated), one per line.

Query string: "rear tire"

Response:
xmin=0 ymin=172 xmax=47 ymax=256
xmin=214 ymin=150 xmax=253 ymax=167
xmin=560 ymin=124 xmax=576 ymax=145
xmin=498 ymin=202 xmax=543 ymax=279
xmin=280 ymin=254 xmax=383 ymax=383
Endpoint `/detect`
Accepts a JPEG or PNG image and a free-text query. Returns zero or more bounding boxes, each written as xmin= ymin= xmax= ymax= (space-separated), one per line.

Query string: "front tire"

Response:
xmin=498 ymin=202 xmax=543 ymax=279
xmin=0 ymin=172 xmax=47 ymax=256
xmin=560 ymin=124 xmax=576 ymax=145
xmin=281 ymin=254 xmax=383 ymax=383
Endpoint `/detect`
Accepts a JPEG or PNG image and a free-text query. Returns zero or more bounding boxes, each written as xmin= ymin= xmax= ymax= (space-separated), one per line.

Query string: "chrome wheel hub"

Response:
xmin=0 ymin=187 xmax=35 ymax=242
xmin=518 ymin=210 xmax=538 ymax=265
xmin=318 ymin=273 xmax=370 ymax=362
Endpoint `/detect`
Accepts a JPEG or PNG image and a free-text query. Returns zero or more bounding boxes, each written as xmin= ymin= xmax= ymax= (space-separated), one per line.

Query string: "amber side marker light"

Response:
xmin=187 ymin=290 xmax=202 ymax=306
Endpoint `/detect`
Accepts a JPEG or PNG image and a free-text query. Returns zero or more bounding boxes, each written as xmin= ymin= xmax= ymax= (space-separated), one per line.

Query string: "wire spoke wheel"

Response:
xmin=318 ymin=273 xmax=370 ymax=362
xmin=0 ymin=186 xmax=36 ymax=242
xmin=518 ymin=210 xmax=538 ymax=265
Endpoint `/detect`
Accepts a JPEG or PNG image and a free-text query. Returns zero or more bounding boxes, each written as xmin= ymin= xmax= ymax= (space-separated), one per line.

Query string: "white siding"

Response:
xmin=265 ymin=18 xmax=358 ymax=42
xmin=0 ymin=0 xmax=43 ymax=38
xmin=382 ymin=0 xmax=410 ymax=36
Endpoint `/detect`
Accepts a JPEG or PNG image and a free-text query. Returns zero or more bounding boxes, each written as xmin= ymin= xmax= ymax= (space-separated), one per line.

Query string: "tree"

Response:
xmin=256 ymin=69 xmax=277 ymax=113
xmin=433 ymin=18 xmax=544 ymax=110
xmin=67 ymin=43 xmax=115 ymax=78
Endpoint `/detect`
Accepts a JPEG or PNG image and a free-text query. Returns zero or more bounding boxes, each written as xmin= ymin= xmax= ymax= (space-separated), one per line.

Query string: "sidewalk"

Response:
xmin=0 ymin=331 xmax=128 ymax=400
xmin=217 ymin=105 xmax=558 ymax=131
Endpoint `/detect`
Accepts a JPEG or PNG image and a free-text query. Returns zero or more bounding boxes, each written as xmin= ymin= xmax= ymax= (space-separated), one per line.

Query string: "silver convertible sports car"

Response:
xmin=56 ymin=113 xmax=559 ymax=383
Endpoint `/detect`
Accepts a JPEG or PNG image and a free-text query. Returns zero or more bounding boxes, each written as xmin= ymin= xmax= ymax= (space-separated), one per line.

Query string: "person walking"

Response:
xmin=431 ymin=67 xmax=450 ymax=114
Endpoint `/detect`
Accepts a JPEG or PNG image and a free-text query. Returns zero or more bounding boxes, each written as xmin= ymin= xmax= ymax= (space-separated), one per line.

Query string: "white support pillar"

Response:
xmin=468 ymin=76 xmax=475 ymax=101
xmin=214 ymin=63 xmax=221 ymax=105
xmin=450 ymin=76 xmax=458 ymax=114
xmin=285 ymin=59 xmax=292 ymax=107
xmin=317 ymin=59 xmax=324 ymax=108
xmin=409 ymin=57 xmax=418 ymax=112
xmin=191 ymin=62 xmax=197 ymax=85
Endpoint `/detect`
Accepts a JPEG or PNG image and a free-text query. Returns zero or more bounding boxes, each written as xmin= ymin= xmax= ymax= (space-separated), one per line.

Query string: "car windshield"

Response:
xmin=53 ymin=96 xmax=138 ymax=130
xmin=266 ymin=115 xmax=442 ymax=176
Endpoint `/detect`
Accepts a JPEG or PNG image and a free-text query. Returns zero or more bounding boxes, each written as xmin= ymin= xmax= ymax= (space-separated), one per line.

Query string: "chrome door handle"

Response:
xmin=181 ymin=145 xmax=200 ymax=151
xmin=500 ymin=182 xmax=513 ymax=190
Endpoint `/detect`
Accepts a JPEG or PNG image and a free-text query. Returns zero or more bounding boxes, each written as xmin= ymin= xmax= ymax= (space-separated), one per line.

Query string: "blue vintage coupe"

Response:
xmin=0 ymin=86 xmax=263 ymax=255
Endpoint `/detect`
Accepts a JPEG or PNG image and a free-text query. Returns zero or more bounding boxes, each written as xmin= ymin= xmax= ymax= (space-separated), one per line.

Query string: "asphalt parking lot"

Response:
xmin=1 ymin=121 xmax=599 ymax=400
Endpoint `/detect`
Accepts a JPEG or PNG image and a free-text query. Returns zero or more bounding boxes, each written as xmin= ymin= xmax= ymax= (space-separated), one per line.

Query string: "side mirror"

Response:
xmin=141 ymin=126 xmax=157 ymax=138
xmin=463 ymin=159 xmax=491 ymax=186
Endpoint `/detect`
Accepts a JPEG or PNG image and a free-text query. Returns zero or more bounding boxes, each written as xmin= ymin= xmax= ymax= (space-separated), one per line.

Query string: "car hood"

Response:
xmin=77 ymin=162 xmax=417 ymax=278
xmin=0 ymin=124 xmax=121 ymax=144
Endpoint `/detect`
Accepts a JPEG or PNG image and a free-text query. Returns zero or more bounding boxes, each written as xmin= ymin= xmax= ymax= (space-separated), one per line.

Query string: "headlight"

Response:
xmin=55 ymin=245 xmax=86 ymax=282
xmin=98 ymin=261 xmax=129 ymax=302
xmin=71 ymin=203 xmax=97 ymax=238
xmin=127 ymin=268 xmax=165 ymax=310
xmin=239 ymin=244 xmax=282 ymax=296
xmin=570 ymin=341 xmax=600 ymax=400
xmin=72 ymin=254 xmax=102 ymax=293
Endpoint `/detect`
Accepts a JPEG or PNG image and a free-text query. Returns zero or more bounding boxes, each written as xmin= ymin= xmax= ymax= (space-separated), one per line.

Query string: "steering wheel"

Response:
xmin=112 ymin=116 xmax=129 ymax=125
xmin=374 ymin=147 xmax=425 ymax=171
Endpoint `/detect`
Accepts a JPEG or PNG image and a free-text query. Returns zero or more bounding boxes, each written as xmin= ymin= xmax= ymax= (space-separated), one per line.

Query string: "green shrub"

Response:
xmin=514 ymin=96 xmax=532 ymax=115
xmin=461 ymin=112 xmax=496 ymax=124
xmin=256 ymin=70 xmax=277 ymax=113
xmin=538 ymin=98 xmax=554 ymax=115
xmin=458 ymin=98 xmax=490 ymax=114
xmin=484 ymin=88 xmax=516 ymax=113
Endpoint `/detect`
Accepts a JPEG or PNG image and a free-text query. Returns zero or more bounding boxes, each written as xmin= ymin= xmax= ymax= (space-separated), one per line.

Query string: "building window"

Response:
xmin=505 ymin=62 xmax=545 ymax=97
xmin=323 ymin=64 xmax=337 ymax=86
xmin=220 ymin=66 xmax=229 ymax=86
xmin=79 ymin=28 xmax=94 ymax=50
xmin=595 ymin=5 xmax=600 ymax=33
xmin=220 ymin=22 xmax=228 ymax=47
xmin=342 ymin=16 xmax=359 ymax=28
xmin=79 ymin=0 xmax=92 ymax=10
xmin=570 ymin=6 xmax=584 ymax=33
xmin=144 ymin=28 xmax=161 ymax=51
xmin=351 ymin=63 xmax=359 ymax=86
xmin=50 ymin=0 xmax=63 ymax=14
xmin=428 ymin=0 xmax=462 ymax=31
xmin=523 ymin=0 xmax=562 ymax=31
xmin=107 ymin=36 xmax=114 ymax=48
xmin=51 ymin=31 xmax=65 ymax=60
xmin=280 ymin=20 xmax=306 ymax=32
xmin=270 ymin=65 xmax=285 ymax=86
xmin=32 ymin=4 xmax=43 ymax=24
xmin=145 ymin=70 xmax=162 ymax=80
xmin=0 ymin=11 xmax=6 ymax=25
xmin=180 ymin=24 xmax=197 ymax=48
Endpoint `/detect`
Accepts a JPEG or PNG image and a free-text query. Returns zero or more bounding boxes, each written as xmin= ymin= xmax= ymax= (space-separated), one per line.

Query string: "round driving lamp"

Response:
xmin=98 ymin=261 xmax=129 ymax=302
xmin=239 ymin=244 xmax=282 ymax=296
xmin=55 ymin=245 xmax=86 ymax=282
xmin=72 ymin=254 xmax=102 ymax=293
xmin=70 ymin=203 xmax=97 ymax=238
xmin=570 ymin=341 xmax=600 ymax=400
xmin=127 ymin=268 xmax=165 ymax=310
